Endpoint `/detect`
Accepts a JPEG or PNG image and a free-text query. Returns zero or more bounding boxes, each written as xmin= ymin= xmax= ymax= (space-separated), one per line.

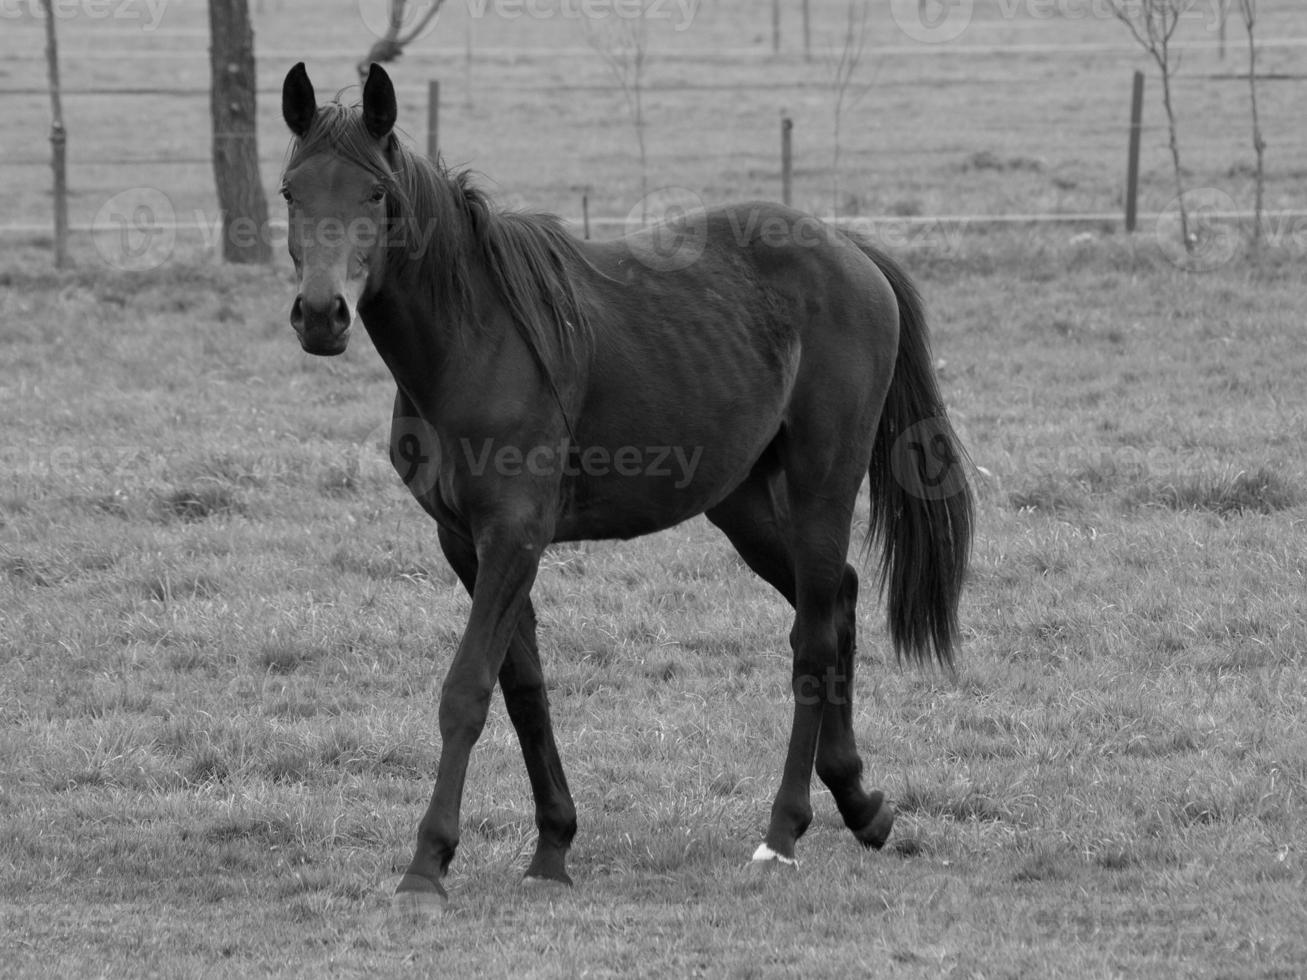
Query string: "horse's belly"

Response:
xmin=551 ymin=401 xmax=781 ymax=541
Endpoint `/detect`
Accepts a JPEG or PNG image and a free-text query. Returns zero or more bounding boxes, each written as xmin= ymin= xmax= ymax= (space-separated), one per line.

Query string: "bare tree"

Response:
xmin=1107 ymin=0 xmax=1191 ymax=252
xmin=828 ymin=0 xmax=873 ymax=217
xmin=1238 ymin=0 xmax=1266 ymax=252
xmin=587 ymin=8 xmax=652 ymax=220
xmin=357 ymin=0 xmax=448 ymax=82
xmin=209 ymin=0 xmax=271 ymax=264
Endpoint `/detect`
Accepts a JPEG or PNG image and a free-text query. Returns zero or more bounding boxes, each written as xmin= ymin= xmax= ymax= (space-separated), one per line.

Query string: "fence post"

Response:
xmin=427 ymin=80 xmax=440 ymax=161
xmin=1125 ymin=70 xmax=1145 ymax=233
xmin=780 ymin=115 xmax=793 ymax=207
xmin=802 ymin=0 xmax=811 ymax=61
xmin=41 ymin=0 xmax=68 ymax=268
xmin=582 ymin=193 xmax=590 ymax=240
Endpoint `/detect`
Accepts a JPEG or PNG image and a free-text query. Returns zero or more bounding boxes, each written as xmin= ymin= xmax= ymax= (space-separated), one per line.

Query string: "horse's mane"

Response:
xmin=283 ymin=101 xmax=593 ymax=381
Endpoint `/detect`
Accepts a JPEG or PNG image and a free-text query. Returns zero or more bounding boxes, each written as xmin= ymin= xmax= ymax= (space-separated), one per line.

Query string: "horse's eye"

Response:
xmin=281 ymin=188 xmax=294 ymax=205
xmin=369 ymin=187 xmax=386 ymax=204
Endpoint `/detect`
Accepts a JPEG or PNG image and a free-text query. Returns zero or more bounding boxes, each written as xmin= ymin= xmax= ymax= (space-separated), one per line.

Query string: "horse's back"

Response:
xmin=550 ymin=203 xmax=900 ymax=540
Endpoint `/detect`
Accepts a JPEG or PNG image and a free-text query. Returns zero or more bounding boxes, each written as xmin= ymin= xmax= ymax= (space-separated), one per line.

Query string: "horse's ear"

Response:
xmin=283 ymin=62 xmax=316 ymax=138
xmin=362 ymin=63 xmax=397 ymax=141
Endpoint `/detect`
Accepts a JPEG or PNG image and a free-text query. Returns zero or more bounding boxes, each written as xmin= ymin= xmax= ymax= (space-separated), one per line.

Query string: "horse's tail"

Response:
xmin=856 ymin=238 xmax=974 ymax=669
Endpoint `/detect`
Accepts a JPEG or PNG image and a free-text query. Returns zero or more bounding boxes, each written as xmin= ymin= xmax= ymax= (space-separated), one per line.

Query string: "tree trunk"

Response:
xmin=208 ymin=0 xmax=271 ymax=264
xmin=1157 ymin=57 xmax=1190 ymax=250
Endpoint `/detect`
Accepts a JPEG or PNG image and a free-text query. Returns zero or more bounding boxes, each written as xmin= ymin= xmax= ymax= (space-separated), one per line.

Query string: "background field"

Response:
xmin=3 ymin=2 xmax=1307 ymax=978
xmin=2 ymin=0 xmax=1306 ymax=240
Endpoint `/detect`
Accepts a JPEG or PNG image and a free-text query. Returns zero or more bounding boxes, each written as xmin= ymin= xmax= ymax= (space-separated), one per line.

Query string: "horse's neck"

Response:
xmin=359 ymin=259 xmax=498 ymax=419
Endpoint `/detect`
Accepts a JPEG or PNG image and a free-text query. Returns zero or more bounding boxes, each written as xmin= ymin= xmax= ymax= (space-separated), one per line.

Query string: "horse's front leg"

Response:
xmin=395 ymin=519 xmax=546 ymax=914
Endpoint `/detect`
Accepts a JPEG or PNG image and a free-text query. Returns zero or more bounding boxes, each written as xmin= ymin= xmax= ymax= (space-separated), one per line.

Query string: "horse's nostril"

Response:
xmin=290 ymin=295 xmax=305 ymax=329
xmin=331 ymin=296 xmax=351 ymax=330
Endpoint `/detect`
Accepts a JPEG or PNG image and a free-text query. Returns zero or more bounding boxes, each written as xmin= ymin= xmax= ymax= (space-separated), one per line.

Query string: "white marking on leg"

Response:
xmin=751 ymin=843 xmax=798 ymax=867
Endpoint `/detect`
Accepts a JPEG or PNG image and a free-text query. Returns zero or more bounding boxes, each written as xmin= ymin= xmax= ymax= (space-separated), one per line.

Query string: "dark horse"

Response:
xmin=280 ymin=63 xmax=973 ymax=915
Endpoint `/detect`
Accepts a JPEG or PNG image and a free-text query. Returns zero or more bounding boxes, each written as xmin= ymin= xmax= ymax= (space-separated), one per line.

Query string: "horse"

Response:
xmin=279 ymin=62 xmax=973 ymax=916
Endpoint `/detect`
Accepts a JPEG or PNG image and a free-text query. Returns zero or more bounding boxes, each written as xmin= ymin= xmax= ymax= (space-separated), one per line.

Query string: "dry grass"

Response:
xmin=2 ymin=3 xmax=1307 ymax=976
xmin=2 ymin=228 xmax=1305 ymax=976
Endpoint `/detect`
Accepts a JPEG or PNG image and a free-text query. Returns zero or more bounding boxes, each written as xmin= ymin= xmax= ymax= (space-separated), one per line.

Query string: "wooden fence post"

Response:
xmin=427 ymin=80 xmax=440 ymax=161
xmin=802 ymin=0 xmax=811 ymax=61
xmin=1125 ymin=70 xmax=1145 ymax=233
xmin=40 ymin=0 xmax=68 ymax=268
xmin=780 ymin=115 xmax=793 ymax=207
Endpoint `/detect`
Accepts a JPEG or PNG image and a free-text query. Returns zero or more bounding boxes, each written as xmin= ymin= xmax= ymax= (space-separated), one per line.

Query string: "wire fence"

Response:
xmin=4 ymin=31 xmax=1304 ymax=246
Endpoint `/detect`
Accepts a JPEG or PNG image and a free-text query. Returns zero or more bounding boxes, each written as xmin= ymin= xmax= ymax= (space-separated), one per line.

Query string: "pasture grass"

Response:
xmin=5 ymin=6 xmax=1305 ymax=970
xmin=2 ymin=227 xmax=1305 ymax=977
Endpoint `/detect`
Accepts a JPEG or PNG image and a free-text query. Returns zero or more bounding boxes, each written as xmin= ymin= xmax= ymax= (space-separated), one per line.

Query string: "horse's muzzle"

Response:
xmin=291 ymin=293 xmax=352 ymax=356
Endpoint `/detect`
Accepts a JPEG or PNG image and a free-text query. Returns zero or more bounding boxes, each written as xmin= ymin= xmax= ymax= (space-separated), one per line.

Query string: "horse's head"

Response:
xmin=280 ymin=62 xmax=397 ymax=356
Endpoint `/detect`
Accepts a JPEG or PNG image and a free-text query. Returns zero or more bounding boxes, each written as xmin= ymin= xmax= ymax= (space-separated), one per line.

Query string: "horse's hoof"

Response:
xmin=749 ymin=843 xmax=798 ymax=870
xmin=390 ymin=888 xmax=447 ymax=925
xmin=855 ymin=798 xmax=896 ymax=850
xmin=523 ymin=849 xmax=572 ymax=885
xmin=390 ymin=875 xmax=448 ymax=925
xmin=522 ymin=872 xmax=572 ymax=890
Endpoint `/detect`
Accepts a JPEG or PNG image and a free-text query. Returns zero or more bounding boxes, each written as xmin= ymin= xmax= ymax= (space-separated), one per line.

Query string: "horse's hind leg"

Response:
xmin=708 ymin=470 xmax=892 ymax=862
xmin=815 ymin=564 xmax=894 ymax=849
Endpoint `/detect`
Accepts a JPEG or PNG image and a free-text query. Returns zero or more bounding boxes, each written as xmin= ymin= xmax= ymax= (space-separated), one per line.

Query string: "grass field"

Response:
xmin=3 ymin=2 xmax=1307 ymax=978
